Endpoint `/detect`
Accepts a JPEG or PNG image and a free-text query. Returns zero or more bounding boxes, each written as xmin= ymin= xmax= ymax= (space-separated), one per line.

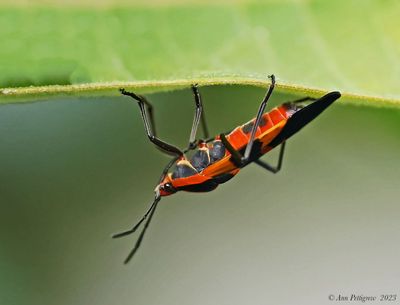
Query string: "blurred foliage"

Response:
xmin=1 ymin=86 xmax=399 ymax=305
xmin=0 ymin=0 xmax=400 ymax=107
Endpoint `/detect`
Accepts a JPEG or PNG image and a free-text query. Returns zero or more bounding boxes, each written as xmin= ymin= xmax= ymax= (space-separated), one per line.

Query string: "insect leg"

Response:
xmin=112 ymin=158 xmax=177 ymax=263
xmin=120 ymin=88 xmax=184 ymax=157
xmin=188 ymin=84 xmax=209 ymax=149
xmin=253 ymin=141 xmax=286 ymax=174
xmin=218 ymin=75 xmax=276 ymax=167
xmin=242 ymin=75 xmax=276 ymax=162
xmin=219 ymin=133 xmax=243 ymax=167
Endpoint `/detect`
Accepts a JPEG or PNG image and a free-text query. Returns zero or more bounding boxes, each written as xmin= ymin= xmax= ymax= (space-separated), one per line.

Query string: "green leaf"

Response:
xmin=1 ymin=1 xmax=400 ymax=107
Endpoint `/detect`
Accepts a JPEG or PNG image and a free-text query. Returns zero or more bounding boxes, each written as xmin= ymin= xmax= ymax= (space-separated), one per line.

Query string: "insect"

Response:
xmin=114 ymin=75 xmax=341 ymax=263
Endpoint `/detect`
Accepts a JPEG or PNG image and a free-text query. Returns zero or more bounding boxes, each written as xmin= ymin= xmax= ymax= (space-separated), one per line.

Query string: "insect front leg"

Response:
xmin=188 ymin=84 xmax=210 ymax=150
xmin=120 ymin=88 xmax=184 ymax=157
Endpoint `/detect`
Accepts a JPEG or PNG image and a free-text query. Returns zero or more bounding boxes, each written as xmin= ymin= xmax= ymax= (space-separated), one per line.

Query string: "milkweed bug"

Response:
xmin=114 ymin=75 xmax=341 ymax=263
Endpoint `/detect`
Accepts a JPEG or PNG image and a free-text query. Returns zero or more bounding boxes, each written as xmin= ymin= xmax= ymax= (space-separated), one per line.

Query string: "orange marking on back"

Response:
xmin=226 ymin=127 xmax=248 ymax=150
xmin=268 ymin=108 xmax=285 ymax=125
xmin=259 ymin=113 xmax=274 ymax=134
xmin=277 ymin=105 xmax=290 ymax=118
xmin=259 ymin=121 xmax=286 ymax=153
xmin=203 ymin=120 xmax=287 ymax=178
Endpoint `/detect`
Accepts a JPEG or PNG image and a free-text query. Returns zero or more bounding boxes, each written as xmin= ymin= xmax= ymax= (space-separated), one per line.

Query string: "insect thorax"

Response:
xmin=171 ymin=140 xmax=226 ymax=179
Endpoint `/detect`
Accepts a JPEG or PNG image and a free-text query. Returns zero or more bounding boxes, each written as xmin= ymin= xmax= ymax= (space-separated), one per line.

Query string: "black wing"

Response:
xmin=268 ymin=91 xmax=341 ymax=147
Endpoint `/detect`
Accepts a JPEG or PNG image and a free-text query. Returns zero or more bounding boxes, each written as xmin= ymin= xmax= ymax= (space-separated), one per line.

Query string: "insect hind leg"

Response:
xmin=220 ymin=75 xmax=276 ymax=168
xmin=253 ymin=141 xmax=286 ymax=174
xmin=242 ymin=75 xmax=275 ymax=162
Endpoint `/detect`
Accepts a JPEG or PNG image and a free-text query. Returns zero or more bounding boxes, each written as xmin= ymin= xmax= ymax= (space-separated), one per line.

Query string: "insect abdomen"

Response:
xmin=226 ymin=107 xmax=290 ymax=151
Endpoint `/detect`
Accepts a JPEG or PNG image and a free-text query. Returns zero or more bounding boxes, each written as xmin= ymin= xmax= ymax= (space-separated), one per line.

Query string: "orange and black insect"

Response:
xmin=114 ymin=75 xmax=341 ymax=263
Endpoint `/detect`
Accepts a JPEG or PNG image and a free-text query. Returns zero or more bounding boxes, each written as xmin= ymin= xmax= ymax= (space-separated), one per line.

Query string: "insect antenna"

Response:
xmin=112 ymin=195 xmax=161 ymax=263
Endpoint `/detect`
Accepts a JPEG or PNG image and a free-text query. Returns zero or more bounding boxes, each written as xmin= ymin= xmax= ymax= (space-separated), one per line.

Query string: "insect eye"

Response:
xmin=163 ymin=183 xmax=175 ymax=193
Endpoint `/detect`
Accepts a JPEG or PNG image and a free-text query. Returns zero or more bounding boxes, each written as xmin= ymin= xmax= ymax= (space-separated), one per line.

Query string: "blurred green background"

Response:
xmin=1 ymin=86 xmax=399 ymax=305
xmin=1 ymin=0 xmax=400 ymax=303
